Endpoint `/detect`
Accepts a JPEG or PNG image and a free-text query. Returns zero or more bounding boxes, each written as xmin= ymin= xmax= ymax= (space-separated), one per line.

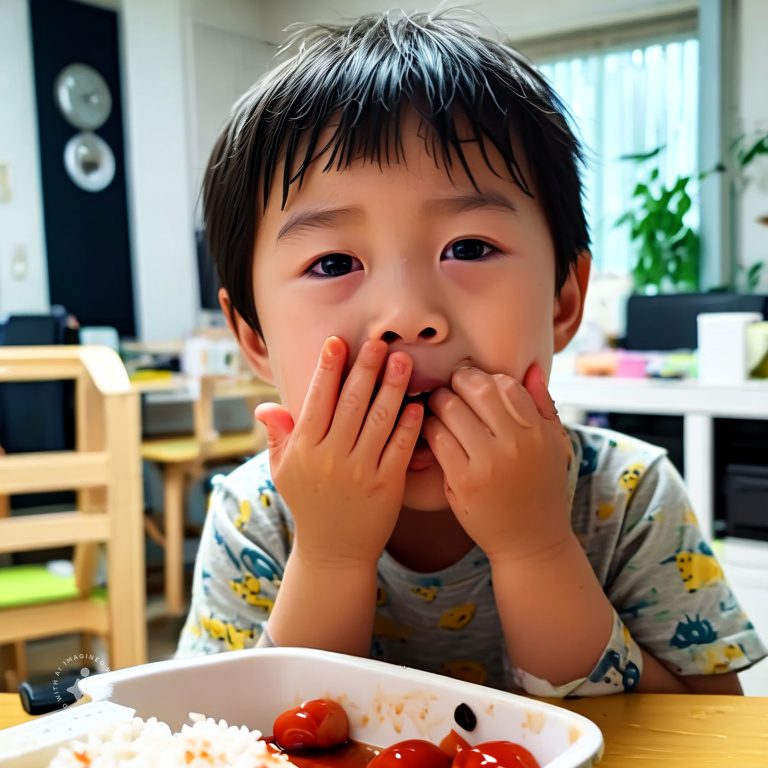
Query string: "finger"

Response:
xmin=378 ymin=402 xmax=424 ymax=474
xmin=522 ymin=363 xmax=559 ymax=421
xmin=422 ymin=411 xmax=470 ymax=470
xmin=495 ymin=375 xmax=539 ymax=428
xmin=294 ymin=336 xmax=348 ymax=444
xmin=449 ymin=366 xmax=514 ymax=435
xmin=355 ymin=351 xmax=413 ymax=458
xmin=326 ymin=339 xmax=388 ymax=451
xmin=254 ymin=403 xmax=295 ymax=464
xmin=427 ymin=385 xmax=494 ymax=455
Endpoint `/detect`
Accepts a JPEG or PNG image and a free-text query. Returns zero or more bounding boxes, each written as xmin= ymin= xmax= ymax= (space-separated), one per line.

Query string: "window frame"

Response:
xmin=512 ymin=5 xmax=735 ymax=290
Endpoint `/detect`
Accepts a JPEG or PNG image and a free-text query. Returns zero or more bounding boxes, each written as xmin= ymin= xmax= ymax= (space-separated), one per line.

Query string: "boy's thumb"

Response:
xmin=254 ymin=402 xmax=294 ymax=453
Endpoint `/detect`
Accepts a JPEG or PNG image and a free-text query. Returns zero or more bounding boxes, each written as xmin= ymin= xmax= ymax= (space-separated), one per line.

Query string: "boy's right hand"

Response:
xmin=254 ymin=337 xmax=423 ymax=570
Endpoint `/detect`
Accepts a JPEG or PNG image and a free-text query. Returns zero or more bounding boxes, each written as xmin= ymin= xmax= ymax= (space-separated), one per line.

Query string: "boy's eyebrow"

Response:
xmin=422 ymin=190 xmax=519 ymax=216
xmin=276 ymin=207 xmax=363 ymax=242
xmin=275 ymin=190 xmax=517 ymax=242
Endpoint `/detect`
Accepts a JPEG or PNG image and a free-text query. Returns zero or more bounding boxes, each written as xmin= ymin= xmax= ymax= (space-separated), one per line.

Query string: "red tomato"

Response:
xmin=273 ymin=698 xmax=349 ymax=751
xmin=439 ymin=729 xmax=472 ymax=758
xmin=451 ymin=740 xmax=541 ymax=768
xmin=368 ymin=739 xmax=452 ymax=768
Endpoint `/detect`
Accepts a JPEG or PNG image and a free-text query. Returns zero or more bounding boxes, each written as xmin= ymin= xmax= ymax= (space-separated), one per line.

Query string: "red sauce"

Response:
xmin=278 ymin=739 xmax=380 ymax=768
xmin=268 ymin=700 xmax=541 ymax=768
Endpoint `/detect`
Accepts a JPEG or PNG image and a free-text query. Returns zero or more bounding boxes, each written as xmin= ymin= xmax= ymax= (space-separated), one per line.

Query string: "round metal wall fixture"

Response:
xmin=63 ymin=131 xmax=116 ymax=193
xmin=54 ymin=62 xmax=112 ymax=130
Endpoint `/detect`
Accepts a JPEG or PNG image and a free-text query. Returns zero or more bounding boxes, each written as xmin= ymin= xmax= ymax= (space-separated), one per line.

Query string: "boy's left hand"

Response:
xmin=423 ymin=364 xmax=573 ymax=562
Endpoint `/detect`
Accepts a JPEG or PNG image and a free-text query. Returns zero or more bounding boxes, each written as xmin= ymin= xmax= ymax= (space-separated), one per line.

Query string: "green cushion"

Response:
xmin=0 ymin=565 xmax=107 ymax=609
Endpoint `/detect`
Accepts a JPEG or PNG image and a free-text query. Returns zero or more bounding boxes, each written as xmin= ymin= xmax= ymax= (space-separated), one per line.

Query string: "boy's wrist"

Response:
xmin=485 ymin=529 xmax=579 ymax=572
xmin=290 ymin=542 xmax=381 ymax=577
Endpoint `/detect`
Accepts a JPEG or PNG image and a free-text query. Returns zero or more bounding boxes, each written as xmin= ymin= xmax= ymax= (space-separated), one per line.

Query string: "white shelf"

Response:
xmin=550 ymin=376 xmax=768 ymax=419
xmin=549 ymin=375 xmax=768 ymax=546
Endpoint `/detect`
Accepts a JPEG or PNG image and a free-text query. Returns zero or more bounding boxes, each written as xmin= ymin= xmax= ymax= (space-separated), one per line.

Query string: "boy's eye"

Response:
xmin=307 ymin=253 xmax=363 ymax=277
xmin=442 ymin=238 xmax=495 ymax=261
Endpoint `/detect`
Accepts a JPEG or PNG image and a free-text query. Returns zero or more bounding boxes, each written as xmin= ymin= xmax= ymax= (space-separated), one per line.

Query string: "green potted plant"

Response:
xmin=732 ymin=130 xmax=768 ymax=293
xmin=615 ymin=146 xmax=701 ymax=294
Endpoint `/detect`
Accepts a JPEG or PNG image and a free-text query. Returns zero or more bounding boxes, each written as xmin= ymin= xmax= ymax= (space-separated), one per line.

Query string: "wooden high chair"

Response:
xmin=140 ymin=375 xmax=275 ymax=615
xmin=0 ymin=346 xmax=146 ymax=690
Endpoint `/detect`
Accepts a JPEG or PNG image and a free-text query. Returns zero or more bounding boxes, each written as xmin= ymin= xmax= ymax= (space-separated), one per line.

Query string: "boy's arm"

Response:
xmin=176 ymin=468 xmax=283 ymax=657
xmin=425 ymin=365 xmax=765 ymax=695
xmin=254 ymin=337 xmax=422 ymax=656
xmin=638 ymin=652 xmax=743 ymax=693
xmin=491 ymin=535 xmax=744 ymax=694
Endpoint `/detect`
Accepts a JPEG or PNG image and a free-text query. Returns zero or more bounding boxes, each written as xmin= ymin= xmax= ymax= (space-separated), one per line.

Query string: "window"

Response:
xmin=530 ymin=26 xmax=699 ymax=277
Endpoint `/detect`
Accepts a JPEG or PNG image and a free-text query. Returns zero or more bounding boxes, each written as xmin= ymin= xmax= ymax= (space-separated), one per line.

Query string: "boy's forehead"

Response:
xmin=270 ymin=108 xmax=534 ymax=212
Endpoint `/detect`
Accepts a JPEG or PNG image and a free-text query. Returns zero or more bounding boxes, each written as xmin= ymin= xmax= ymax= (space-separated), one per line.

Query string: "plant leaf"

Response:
xmin=619 ymin=145 xmax=666 ymax=163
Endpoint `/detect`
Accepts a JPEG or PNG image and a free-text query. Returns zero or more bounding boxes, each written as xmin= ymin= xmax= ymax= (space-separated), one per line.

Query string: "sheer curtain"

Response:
xmin=538 ymin=37 xmax=699 ymax=276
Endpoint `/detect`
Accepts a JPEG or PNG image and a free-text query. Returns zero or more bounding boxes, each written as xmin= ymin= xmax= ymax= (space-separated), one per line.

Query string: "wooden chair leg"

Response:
xmin=163 ymin=465 xmax=187 ymax=616
xmin=0 ymin=641 xmax=27 ymax=692
xmin=144 ymin=515 xmax=166 ymax=547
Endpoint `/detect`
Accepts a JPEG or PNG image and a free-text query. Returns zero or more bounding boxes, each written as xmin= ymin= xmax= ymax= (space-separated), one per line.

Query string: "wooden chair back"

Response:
xmin=0 ymin=346 xmax=147 ymax=684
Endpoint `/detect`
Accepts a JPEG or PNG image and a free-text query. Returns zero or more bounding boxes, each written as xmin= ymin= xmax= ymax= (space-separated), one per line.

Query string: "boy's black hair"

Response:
xmin=203 ymin=8 xmax=590 ymax=336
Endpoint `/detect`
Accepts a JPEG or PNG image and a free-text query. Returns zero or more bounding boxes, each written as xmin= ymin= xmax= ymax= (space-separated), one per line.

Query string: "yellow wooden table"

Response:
xmin=1 ymin=692 xmax=766 ymax=765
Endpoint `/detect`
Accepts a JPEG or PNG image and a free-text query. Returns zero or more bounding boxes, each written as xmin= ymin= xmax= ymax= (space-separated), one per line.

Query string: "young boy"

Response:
xmin=177 ymin=10 xmax=766 ymax=696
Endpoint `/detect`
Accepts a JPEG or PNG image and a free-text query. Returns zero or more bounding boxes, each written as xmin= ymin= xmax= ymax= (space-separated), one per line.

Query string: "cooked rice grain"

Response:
xmin=49 ymin=712 xmax=298 ymax=767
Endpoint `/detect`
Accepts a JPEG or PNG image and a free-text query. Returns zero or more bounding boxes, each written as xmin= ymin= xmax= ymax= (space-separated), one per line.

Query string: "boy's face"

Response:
xmin=239 ymin=112 xmax=586 ymax=512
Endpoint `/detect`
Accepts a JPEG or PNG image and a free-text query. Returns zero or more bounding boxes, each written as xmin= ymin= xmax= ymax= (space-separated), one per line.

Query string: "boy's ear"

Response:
xmin=553 ymin=252 xmax=591 ymax=353
xmin=218 ymin=288 xmax=274 ymax=383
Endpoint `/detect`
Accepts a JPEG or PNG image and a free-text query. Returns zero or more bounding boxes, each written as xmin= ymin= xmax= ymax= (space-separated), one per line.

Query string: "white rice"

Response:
xmin=48 ymin=712 xmax=299 ymax=768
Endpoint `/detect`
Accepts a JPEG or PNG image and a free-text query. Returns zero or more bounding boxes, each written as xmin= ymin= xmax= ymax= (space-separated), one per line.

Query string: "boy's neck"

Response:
xmin=386 ymin=507 xmax=475 ymax=572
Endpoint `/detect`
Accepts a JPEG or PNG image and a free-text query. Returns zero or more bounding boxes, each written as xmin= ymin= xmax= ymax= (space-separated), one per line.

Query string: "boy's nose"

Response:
xmin=369 ymin=299 xmax=449 ymax=345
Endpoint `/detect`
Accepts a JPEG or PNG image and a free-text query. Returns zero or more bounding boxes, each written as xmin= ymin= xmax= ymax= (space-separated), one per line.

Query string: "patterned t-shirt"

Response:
xmin=176 ymin=424 xmax=766 ymax=693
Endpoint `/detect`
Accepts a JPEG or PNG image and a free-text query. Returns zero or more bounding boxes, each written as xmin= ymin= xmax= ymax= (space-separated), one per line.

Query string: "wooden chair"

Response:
xmin=0 ymin=346 xmax=146 ymax=690
xmin=140 ymin=375 xmax=275 ymax=615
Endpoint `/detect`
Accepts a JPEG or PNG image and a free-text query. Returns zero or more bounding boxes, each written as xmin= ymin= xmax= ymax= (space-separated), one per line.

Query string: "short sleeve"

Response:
xmin=176 ymin=453 xmax=290 ymax=657
xmin=605 ymin=455 xmax=767 ymax=677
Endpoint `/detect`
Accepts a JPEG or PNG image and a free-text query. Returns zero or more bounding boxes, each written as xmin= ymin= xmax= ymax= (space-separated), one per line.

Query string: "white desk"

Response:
xmin=549 ymin=375 xmax=768 ymax=542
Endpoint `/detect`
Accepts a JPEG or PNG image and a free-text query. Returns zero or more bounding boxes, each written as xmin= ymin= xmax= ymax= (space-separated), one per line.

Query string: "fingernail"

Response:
xmin=324 ymin=336 xmax=343 ymax=358
xmin=388 ymin=354 xmax=408 ymax=377
xmin=403 ymin=403 xmax=422 ymax=424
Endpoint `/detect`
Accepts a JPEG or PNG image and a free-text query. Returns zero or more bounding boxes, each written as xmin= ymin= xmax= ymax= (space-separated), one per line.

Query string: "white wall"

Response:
xmin=738 ymin=0 xmax=768 ymax=290
xmin=185 ymin=0 xmax=274 ymax=223
xmin=256 ymin=0 xmax=697 ymax=43
xmin=121 ymin=0 xmax=198 ymax=341
xmin=0 ymin=0 xmax=49 ymax=316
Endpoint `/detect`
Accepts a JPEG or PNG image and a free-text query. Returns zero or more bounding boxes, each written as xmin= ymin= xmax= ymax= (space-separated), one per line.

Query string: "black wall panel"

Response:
xmin=28 ymin=0 xmax=136 ymax=337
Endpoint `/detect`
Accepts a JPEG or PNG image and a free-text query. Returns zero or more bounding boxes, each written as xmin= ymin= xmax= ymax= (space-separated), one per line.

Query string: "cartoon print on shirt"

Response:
xmin=199 ymin=613 xmax=256 ymax=650
xmin=412 ymin=585 xmax=439 ymax=602
xmin=373 ymin=614 xmax=411 ymax=642
xmin=212 ymin=521 xmax=241 ymax=570
xmin=596 ymin=501 xmax=615 ymax=520
xmin=661 ymin=541 xmax=724 ymax=592
xmin=693 ymin=642 xmax=746 ymax=674
xmin=240 ymin=546 xmax=282 ymax=584
xmin=234 ymin=500 xmax=252 ymax=530
xmin=586 ymin=649 xmax=640 ymax=692
xmin=669 ymin=614 xmax=718 ymax=649
xmin=439 ymin=603 xmax=476 ymax=630
xmin=618 ymin=462 xmax=645 ymax=498
xmin=230 ymin=573 xmax=275 ymax=612
xmin=440 ymin=659 xmax=488 ymax=685
xmin=579 ymin=442 xmax=599 ymax=477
